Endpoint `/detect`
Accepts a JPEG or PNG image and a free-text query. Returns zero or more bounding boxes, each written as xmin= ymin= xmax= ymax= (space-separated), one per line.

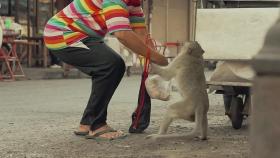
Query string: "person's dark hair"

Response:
xmin=55 ymin=0 xmax=73 ymax=11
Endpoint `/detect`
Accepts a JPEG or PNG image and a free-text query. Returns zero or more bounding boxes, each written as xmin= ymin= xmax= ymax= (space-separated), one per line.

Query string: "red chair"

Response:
xmin=0 ymin=47 xmax=15 ymax=81
xmin=9 ymin=41 xmax=25 ymax=77
xmin=0 ymin=40 xmax=25 ymax=81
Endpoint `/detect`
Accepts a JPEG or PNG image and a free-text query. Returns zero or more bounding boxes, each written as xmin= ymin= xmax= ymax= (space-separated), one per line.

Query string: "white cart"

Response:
xmin=195 ymin=8 xmax=280 ymax=129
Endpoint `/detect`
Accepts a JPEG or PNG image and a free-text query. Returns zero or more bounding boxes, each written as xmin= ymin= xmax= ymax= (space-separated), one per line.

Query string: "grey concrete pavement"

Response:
xmin=0 ymin=76 xmax=249 ymax=158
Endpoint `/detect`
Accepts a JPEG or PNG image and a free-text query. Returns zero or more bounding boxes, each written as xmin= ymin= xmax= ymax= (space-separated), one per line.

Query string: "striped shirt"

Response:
xmin=43 ymin=0 xmax=145 ymax=50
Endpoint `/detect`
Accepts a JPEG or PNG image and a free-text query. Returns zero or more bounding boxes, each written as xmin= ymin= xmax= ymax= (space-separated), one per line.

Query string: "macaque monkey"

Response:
xmin=147 ymin=41 xmax=209 ymax=140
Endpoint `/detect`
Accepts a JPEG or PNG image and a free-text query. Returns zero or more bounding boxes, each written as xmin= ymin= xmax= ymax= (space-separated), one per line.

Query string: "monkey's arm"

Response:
xmin=152 ymin=64 xmax=175 ymax=81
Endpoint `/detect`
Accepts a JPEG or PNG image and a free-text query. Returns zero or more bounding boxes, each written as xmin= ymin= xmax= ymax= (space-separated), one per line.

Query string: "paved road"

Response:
xmin=0 ymin=76 xmax=249 ymax=158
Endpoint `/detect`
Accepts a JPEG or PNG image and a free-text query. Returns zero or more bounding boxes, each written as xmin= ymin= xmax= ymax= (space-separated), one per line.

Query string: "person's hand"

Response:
xmin=151 ymin=50 xmax=168 ymax=66
xmin=113 ymin=30 xmax=168 ymax=66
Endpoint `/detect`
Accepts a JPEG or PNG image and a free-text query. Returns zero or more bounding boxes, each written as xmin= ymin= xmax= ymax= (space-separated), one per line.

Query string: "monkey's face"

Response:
xmin=184 ymin=41 xmax=205 ymax=58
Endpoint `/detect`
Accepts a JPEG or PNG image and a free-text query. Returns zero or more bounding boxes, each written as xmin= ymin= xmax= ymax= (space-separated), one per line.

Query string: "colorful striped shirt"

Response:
xmin=43 ymin=0 xmax=146 ymax=50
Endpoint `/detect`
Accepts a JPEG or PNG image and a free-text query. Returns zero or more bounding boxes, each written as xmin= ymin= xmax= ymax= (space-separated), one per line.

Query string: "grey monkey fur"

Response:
xmin=147 ymin=41 xmax=209 ymax=141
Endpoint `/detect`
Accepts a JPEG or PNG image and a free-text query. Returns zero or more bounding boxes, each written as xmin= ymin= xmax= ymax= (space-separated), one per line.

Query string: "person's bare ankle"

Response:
xmin=89 ymin=125 xmax=108 ymax=134
xmin=79 ymin=124 xmax=90 ymax=132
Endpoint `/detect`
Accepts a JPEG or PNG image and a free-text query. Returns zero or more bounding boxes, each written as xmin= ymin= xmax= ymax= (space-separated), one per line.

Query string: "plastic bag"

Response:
xmin=145 ymin=75 xmax=171 ymax=101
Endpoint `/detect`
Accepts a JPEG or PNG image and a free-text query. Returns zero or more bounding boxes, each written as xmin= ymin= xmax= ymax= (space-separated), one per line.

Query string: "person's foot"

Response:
xmin=74 ymin=125 xmax=90 ymax=136
xmin=85 ymin=125 xmax=126 ymax=140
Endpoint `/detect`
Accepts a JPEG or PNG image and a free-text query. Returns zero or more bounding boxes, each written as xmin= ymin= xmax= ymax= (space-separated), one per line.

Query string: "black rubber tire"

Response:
xmin=223 ymin=94 xmax=232 ymax=116
xmin=126 ymin=66 xmax=131 ymax=77
xmin=229 ymin=97 xmax=244 ymax=129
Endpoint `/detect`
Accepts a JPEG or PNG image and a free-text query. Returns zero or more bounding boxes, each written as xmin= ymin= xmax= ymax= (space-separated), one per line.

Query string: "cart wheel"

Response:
xmin=223 ymin=94 xmax=232 ymax=116
xmin=126 ymin=66 xmax=131 ymax=77
xmin=229 ymin=97 xmax=244 ymax=129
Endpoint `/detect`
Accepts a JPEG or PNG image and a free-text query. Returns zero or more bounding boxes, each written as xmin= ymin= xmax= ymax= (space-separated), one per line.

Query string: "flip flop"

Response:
xmin=85 ymin=127 xmax=127 ymax=141
xmin=94 ymin=133 xmax=127 ymax=141
xmin=74 ymin=131 xmax=89 ymax=136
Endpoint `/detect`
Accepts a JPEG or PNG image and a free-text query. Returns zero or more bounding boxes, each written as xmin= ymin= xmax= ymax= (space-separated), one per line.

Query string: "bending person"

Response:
xmin=43 ymin=0 xmax=167 ymax=140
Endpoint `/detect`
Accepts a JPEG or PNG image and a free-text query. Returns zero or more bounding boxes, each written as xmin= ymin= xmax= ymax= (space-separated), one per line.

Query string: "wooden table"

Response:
xmin=22 ymin=35 xmax=49 ymax=67
xmin=3 ymin=32 xmax=19 ymax=42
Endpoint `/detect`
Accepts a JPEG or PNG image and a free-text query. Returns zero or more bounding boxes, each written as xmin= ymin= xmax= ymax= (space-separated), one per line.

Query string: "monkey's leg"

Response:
xmin=158 ymin=115 xmax=173 ymax=134
xmin=153 ymin=106 xmax=208 ymax=141
xmin=190 ymin=107 xmax=208 ymax=140
xmin=200 ymin=110 xmax=208 ymax=140
xmin=146 ymin=101 xmax=188 ymax=140
xmin=157 ymin=100 xmax=191 ymax=134
xmin=156 ymin=110 xmax=203 ymax=140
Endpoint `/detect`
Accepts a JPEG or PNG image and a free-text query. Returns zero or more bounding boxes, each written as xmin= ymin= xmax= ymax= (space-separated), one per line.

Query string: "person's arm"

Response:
xmin=102 ymin=0 xmax=167 ymax=66
xmin=133 ymin=27 xmax=157 ymax=53
xmin=123 ymin=0 xmax=166 ymax=65
xmin=133 ymin=28 xmax=148 ymax=41
xmin=113 ymin=31 xmax=168 ymax=66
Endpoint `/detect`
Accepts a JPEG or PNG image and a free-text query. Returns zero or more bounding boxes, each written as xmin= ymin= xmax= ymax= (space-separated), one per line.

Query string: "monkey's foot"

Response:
xmin=147 ymin=133 xmax=207 ymax=141
xmin=145 ymin=134 xmax=162 ymax=141
xmin=199 ymin=136 xmax=208 ymax=141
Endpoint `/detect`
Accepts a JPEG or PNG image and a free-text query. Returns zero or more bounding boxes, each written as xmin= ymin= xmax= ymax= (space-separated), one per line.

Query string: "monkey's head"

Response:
xmin=183 ymin=41 xmax=205 ymax=58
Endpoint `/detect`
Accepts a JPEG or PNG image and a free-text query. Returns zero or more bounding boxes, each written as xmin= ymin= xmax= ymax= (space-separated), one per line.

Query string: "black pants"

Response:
xmin=49 ymin=51 xmax=61 ymax=65
xmin=51 ymin=41 xmax=125 ymax=130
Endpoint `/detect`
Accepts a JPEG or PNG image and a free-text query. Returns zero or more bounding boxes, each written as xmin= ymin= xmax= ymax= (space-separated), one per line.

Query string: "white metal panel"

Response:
xmin=196 ymin=8 xmax=280 ymax=60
